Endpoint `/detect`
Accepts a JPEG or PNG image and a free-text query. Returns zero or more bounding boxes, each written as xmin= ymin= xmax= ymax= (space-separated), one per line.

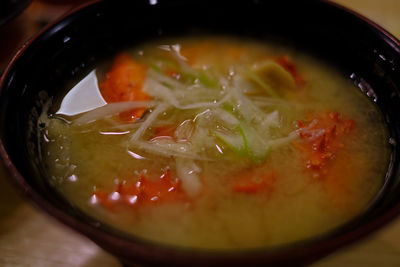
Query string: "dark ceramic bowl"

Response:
xmin=1 ymin=0 xmax=400 ymax=266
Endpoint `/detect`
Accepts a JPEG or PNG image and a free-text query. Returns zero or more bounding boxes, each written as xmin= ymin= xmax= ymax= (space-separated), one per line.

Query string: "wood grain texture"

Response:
xmin=1 ymin=0 xmax=400 ymax=266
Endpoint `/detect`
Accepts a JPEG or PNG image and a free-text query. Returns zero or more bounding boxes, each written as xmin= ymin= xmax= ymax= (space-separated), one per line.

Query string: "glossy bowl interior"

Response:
xmin=1 ymin=0 xmax=400 ymax=266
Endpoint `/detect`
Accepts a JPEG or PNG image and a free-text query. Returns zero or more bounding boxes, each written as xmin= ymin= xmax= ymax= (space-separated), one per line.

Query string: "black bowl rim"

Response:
xmin=1 ymin=0 xmax=400 ymax=265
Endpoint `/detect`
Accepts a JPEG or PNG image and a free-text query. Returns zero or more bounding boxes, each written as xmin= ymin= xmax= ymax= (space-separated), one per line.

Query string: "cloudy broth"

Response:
xmin=41 ymin=37 xmax=389 ymax=250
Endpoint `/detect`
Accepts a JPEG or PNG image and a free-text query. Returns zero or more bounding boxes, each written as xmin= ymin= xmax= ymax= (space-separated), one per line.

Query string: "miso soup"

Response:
xmin=39 ymin=37 xmax=389 ymax=250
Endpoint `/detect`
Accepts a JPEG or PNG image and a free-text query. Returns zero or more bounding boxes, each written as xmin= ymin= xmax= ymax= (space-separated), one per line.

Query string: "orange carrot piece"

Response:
xmin=100 ymin=53 xmax=150 ymax=122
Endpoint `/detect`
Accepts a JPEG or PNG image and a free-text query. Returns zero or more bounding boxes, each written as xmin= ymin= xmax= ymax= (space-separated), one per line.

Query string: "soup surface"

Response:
xmin=40 ymin=37 xmax=389 ymax=250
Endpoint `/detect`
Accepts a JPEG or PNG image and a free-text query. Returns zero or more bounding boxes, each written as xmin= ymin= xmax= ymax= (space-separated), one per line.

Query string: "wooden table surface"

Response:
xmin=1 ymin=1 xmax=400 ymax=266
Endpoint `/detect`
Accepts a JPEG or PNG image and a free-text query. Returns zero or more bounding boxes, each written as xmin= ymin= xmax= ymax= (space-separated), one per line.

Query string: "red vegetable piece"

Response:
xmin=91 ymin=169 xmax=186 ymax=211
xmin=139 ymin=170 xmax=183 ymax=204
xmin=99 ymin=53 xmax=150 ymax=122
xmin=294 ymin=111 xmax=355 ymax=174
xmin=153 ymin=125 xmax=177 ymax=139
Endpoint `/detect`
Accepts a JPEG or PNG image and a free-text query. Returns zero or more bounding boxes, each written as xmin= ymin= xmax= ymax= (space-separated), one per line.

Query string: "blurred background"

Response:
xmin=0 ymin=0 xmax=399 ymax=266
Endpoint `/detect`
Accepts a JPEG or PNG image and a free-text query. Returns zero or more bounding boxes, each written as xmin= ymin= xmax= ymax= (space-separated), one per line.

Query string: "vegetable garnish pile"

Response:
xmin=76 ymin=42 xmax=355 ymax=209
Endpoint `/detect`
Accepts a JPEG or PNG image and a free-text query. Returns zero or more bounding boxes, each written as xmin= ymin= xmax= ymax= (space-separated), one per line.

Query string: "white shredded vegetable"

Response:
xmin=175 ymin=158 xmax=202 ymax=197
xmin=144 ymin=70 xmax=231 ymax=110
xmin=44 ymin=45 xmax=311 ymax=199
xmin=74 ymin=101 xmax=158 ymax=125
xmin=129 ymin=139 xmax=212 ymax=161
xmin=129 ymin=103 xmax=170 ymax=142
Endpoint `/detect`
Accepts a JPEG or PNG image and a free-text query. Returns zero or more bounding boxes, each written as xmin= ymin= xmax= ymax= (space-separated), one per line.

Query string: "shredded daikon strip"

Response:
xmin=232 ymin=76 xmax=284 ymax=136
xmin=261 ymin=110 xmax=280 ymax=128
xmin=144 ymin=77 xmax=231 ymax=110
xmin=214 ymin=108 xmax=240 ymax=128
xmin=168 ymin=44 xmax=198 ymax=76
xmin=267 ymin=130 xmax=300 ymax=148
xmin=299 ymin=128 xmax=326 ymax=141
xmin=174 ymin=119 xmax=194 ymax=141
xmin=176 ymin=92 xmax=231 ymax=110
xmin=130 ymin=140 xmax=211 ymax=161
xmin=232 ymin=78 xmax=271 ymax=127
xmin=100 ymin=120 xmax=169 ymax=132
xmin=129 ymin=103 xmax=169 ymax=142
xmin=102 ymin=121 xmax=143 ymax=131
xmin=231 ymin=78 xmax=253 ymax=119
xmin=147 ymin=69 xmax=187 ymax=90
xmin=176 ymin=158 xmax=202 ymax=197
xmin=143 ymin=79 xmax=181 ymax=107
xmin=74 ymin=101 xmax=158 ymax=125
xmin=266 ymin=121 xmax=326 ymax=148
xmin=265 ymin=118 xmax=321 ymax=148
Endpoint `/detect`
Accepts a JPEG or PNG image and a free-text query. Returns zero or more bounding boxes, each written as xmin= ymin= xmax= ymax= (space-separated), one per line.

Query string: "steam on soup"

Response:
xmin=39 ymin=37 xmax=389 ymax=250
